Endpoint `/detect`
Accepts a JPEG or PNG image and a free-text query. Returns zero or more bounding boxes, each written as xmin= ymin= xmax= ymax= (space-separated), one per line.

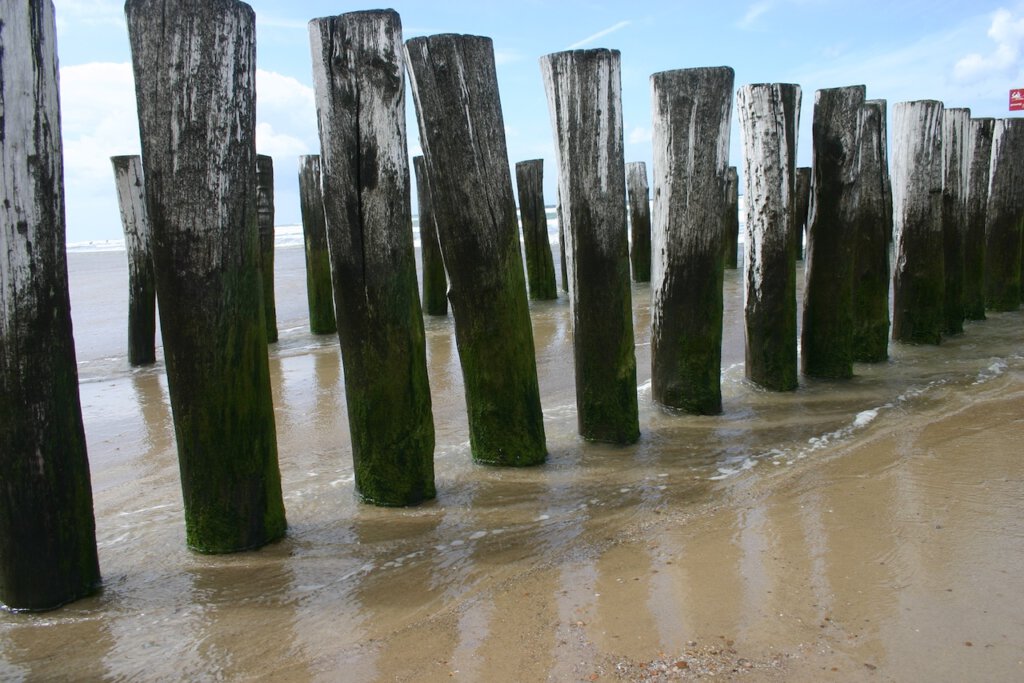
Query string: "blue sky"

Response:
xmin=53 ymin=0 xmax=1024 ymax=243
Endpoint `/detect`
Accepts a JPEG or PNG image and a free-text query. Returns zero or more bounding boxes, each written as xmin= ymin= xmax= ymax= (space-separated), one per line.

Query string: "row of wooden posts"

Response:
xmin=2 ymin=0 xmax=1023 ymax=612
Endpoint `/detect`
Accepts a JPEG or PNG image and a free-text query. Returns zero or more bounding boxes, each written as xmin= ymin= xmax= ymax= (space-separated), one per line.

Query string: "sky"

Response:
xmin=51 ymin=0 xmax=1024 ymax=243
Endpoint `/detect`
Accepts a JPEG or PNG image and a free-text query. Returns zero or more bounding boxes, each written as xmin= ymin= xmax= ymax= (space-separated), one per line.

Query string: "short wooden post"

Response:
xmin=891 ymin=100 xmax=945 ymax=344
xmin=0 ymin=0 xmax=100 ymax=612
xmin=310 ymin=10 xmax=436 ymax=504
xmin=801 ymin=85 xmax=865 ymax=377
xmin=793 ymin=167 xmax=811 ymax=260
xmin=413 ymin=155 xmax=449 ymax=315
xmin=963 ymin=118 xmax=995 ymax=320
xmin=852 ymin=100 xmax=891 ymax=362
xmin=985 ymin=118 xmax=1024 ymax=311
xmin=736 ymin=83 xmax=799 ymax=391
xmin=541 ymin=49 xmax=640 ymax=444
xmin=723 ymin=166 xmax=740 ymax=269
xmin=405 ymin=33 xmax=546 ymax=465
xmin=111 ymin=154 xmax=157 ymax=366
xmin=941 ymin=108 xmax=970 ymax=335
xmin=256 ymin=154 xmax=278 ymax=343
xmin=515 ymin=159 xmax=558 ymax=300
xmin=651 ymin=66 xmax=735 ymax=415
xmin=297 ymin=154 xmax=337 ymax=334
xmin=626 ymin=161 xmax=652 ymax=282
xmin=558 ymin=197 xmax=570 ymax=292
xmin=126 ymin=0 xmax=287 ymax=552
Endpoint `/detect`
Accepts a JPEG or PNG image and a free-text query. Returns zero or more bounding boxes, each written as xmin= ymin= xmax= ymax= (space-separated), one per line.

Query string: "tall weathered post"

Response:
xmin=801 ymin=85 xmax=865 ymax=378
xmin=891 ymin=100 xmax=945 ymax=344
xmin=793 ymin=167 xmax=811 ymax=260
xmin=413 ymin=155 xmax=449 ymax=316
xmin=256 ymin=154 xmax=278 ymax=343
xmin=515 ymin=159 xmax=558 ymax=300
xmin=963 ymin=119 xmax=995 ymax=320
xmin=651 ymin=66 xmax=735 ymax=415
xmin=852 ymin=100 xmax=891 ymax=362
xmin=297 ymin=155 xmax=337 ymax=334
xmin=626 ymin=161 xmax=652 ymax=282
xmin=557 ymin=197 xmax=570 ymax=293
xmin=310 ymin=11 xmax=435 ymax=504
xmin=985 ymin=118 xmax=1024 ymax=311
xmin=870 ymin=99 xmax=894 ymax=247
xmin=111 ymin=155 xmax=157 ymax=366
xmin=0 ymin=0 xmax=101 ymax=612
xmin=126 ymin=0 xmax=287 ymax=552
xmin=941 ymin=108 xmax=970 ymax=335
xmin=405 ymin=34 xmax=546 ymax=465
xmin=736 ymin=83 xmax=799 ymax=391
xmin=723 ymin=166 xmax=740 ymax=269
xmin=541 ymin=49 xmax=640 ymax=444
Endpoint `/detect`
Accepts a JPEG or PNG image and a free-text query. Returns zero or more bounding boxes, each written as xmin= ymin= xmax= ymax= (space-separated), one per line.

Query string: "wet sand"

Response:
xmin=1 ymin=246 xmax=1023 ymax=681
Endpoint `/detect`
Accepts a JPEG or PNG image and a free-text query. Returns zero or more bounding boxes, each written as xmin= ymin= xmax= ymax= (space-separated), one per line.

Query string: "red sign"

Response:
xmin=1011 ymin=88 xmax=1024 ymax=111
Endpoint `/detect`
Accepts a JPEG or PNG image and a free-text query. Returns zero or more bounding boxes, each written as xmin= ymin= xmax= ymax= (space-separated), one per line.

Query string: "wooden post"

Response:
xmin=871 ymin=99 xmax=894 ymax=247
xmin=801 ymin=85 xmax=865 ymax=377
xmin=723 ymin=166 xmax=740 ymax=269
xmin=412 ymin=155 xmax=449 ymax=315
xmin=557 ymin=195 xmax=570 ymax=293
xmin=297 ymin=154 xmax=337 ymax=334
xmin=541 ymin=49 xmax=640 ymax=444
xmin=793 ymin=167 xmax=811 ymax=260
xmin=651 ymin=66 xmax=734 ymax=415
xmin=126 ymin=0 xmax=287 ymax=552
xmin=941 ymin=108 xmax=970 ymax=335
xmin=626 ymin=161 xmax=652 ymax=282
xmin=310 ymin=10 xmax=435 ymax=504
xmin=515 ymin=159 xmax=558 ymax=300
xmin=256 ymin=154 xmax=278 ymax=343
xmin=891 ymin=100 xmax=945 ymax=344
xmin=963 ymin=118 xmax=995 ymax=320
xmin=405 ymin=34 xmax=546 ymax=465
xmin=736 ymin=83 xmax=799 ymax=391
xmin=852 ymin=100 xmax=891 ymax=362
xmin=111 ymin=155 xmax=157 ymax=366
xmin=0 ymin=0 xmax=100 ymax=612
xmin=984 ymin=118 xmax=1024 ymax=311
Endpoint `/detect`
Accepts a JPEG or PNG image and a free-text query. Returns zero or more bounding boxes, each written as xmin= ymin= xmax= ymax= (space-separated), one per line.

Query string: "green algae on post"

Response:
xmin=256 ymin=154 xmax=279 ymax=343
xmin=0 ymin=0 xmax=101 ymax=611
xmin=297 ymin=155 xmax=337 ymax=335
xmin=111 ymin=155 xmax=157 ymax=366
xmin=651 ymin=67 xmax=735 ymax=415
xmin=626 ymin=162 xmax=652 ymax=283
xmin=405 ymin=33 xmax=546 ymax=466
xmin=963 ymin=118 xmax=995 ymax=321
xmin=413 ymin=156 xmax=450 ymax=316
xmin=515 ymin=160 xmax=558 ymax=301
xmin=126 ymin=0 xmax=287 ymax=552
xmin=891 ymin=99 xmax=945 ymax=345
xmin=541 ymin=49 xmax=640 ymax=444
xmin=984 ymin=118 xmax=1024 ymax=312
xmin=802 ymin=85 xmax=865 ymax=378
xmin=310 ymin=11 xmax=436 ymax=504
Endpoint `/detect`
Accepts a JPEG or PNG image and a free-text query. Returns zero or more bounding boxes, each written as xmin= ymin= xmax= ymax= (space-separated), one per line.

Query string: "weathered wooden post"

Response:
xmin=941 ymin=108 xmax=970 ymax=335
xmin=801 ymin=85 xmax=865 ymax=378
xmin=984 ymin=118 xmax=1024 ymax=311
xmin=405 ymin=34 xmax=546 ymax=465
xmin=736 ymin=83 xmax=799 ymax=391
xmin=541 ymin=49 xmax=640 ymax=444
xmin=723 ymin=166 xmax=740 ymax=269
xmin=852 ymin=100 xmax=891 ymax=362
xmin=651 ymin=66 xmax=734 ymax=415
xmin=256 ymin=154 xmax=278 ymax=343
xmin=869 ymin=99 xmax=894 ymax=247
xmin=963 ymin=118 xmax=995 ymax=320
xmin=111 ymin=155 xmax=157 ymax=365
xmin=626 ymin=161 xmax=652 ymax=282
xmin=310 ymin=10 xmax=436 ymax=504
xmin=412 ymin=155 xmax=449 ymax=316
xmin=891 ymin=100 xmax=945 ymax=344
xmin=515 ymin=159 xmax=558 ymax=300
xmin=793 ymin=167 xmax=811 ymax=260
xmin=557 ymin=197 xmax=570 ymax=293
xmin=0 ymin=0 xmax=101 ymax=612
xmin=126 ymin=0 xmax=287 ymax=552
xmin=297 ymin=154 xmax=337 ymax=334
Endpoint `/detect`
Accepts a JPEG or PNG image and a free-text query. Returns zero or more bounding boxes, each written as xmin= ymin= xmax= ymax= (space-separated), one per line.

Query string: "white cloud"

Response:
xmin=494 ymin=50 xmax=524 ymax=66
xmin=628 ymin=126 xmax=652 ymax=144
xmin=567 ymin=21 xmax=632 ymax=50
xmin=256 ymin=122 xmax=309 ymax=159
xmin=954 ymin=8 xmax=1024 ymax=82
xmin=737 ymin=1 xmax=774 ymax=30
xmin=53 ymin=0 xmax=125 ymax=32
